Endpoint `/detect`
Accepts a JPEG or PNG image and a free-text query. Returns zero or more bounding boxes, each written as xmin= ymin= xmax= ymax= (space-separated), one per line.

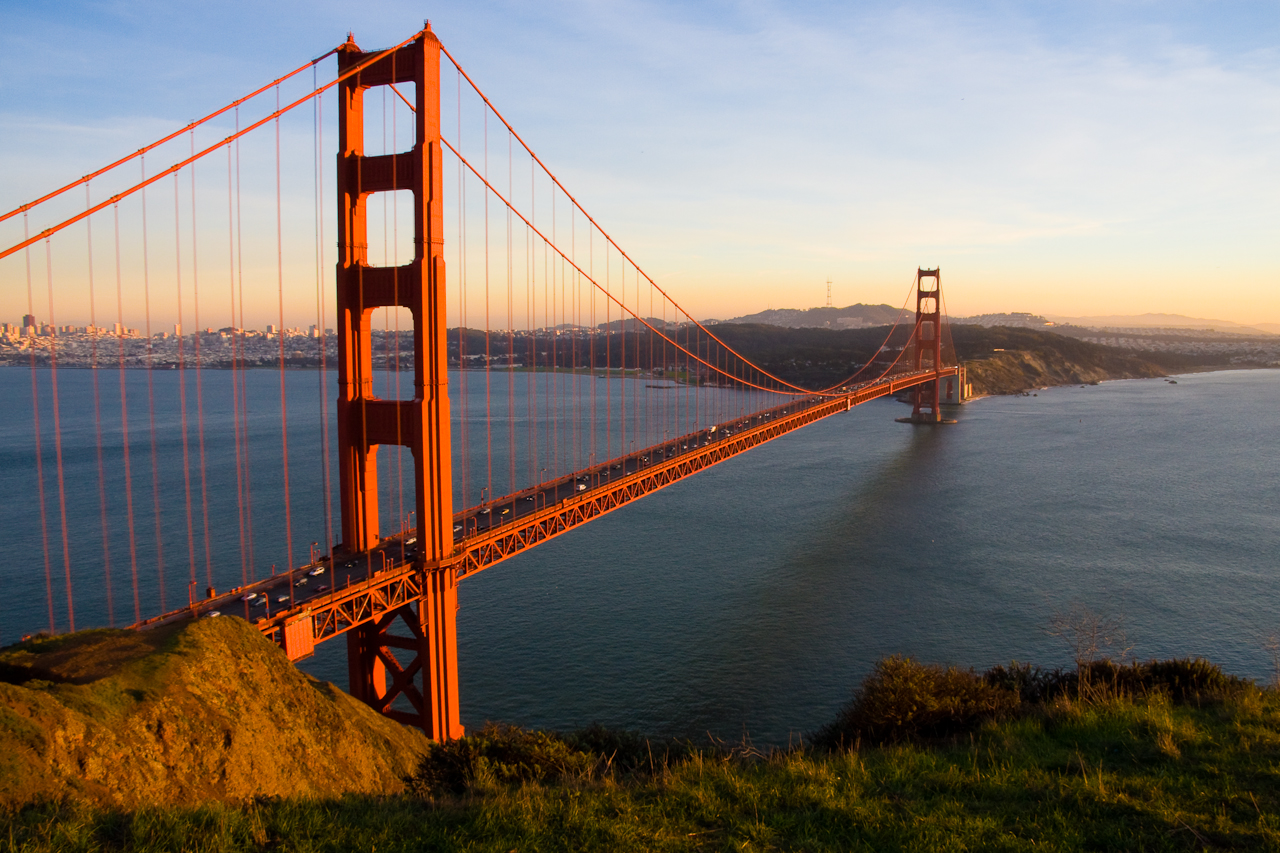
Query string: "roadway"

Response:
xmin=133 ymin=367 xmax=954 ymax=637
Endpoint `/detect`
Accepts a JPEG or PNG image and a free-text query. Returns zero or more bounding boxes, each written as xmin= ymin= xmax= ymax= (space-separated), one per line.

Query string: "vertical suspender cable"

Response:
xmin=456 ymin=75 xmax=469 ymax=509
xmin=141 ymin=157 xmax=167 ymax=612
xmin=604 ymin=244 xmax=611 ymax=461
xmin=25 ymin=216 xmax=55 ymax=634
xmin=314 ymin=71 xmax=334 ymax=557
xmin=175 ymin=171 xmax=198 ymax=592
xmin=228 ymin=143 xmax=248 ymax=588
xmin=507 ymin=131 xmax=516 ymax=495
xmin=547 ymin=200 xmax=553 ymax=477
xmin=589 ymin=227 xmax=595 ymax=470
xmin=45 ymin=241 xmax=75 ymax=631
xmin=275 ymin=83 xmax=296 ymax=575
xmin=114 ymin=205 xmax=141 ymax=622
xmin=191 ymin=134 xmax=214 ymax=588
xmin=86 ymin=185 xmax=115 ymax=625
xmin=236 ymin=114 xmax=256 ymax=578
xmin=527 ymin=158 xmax=536 ymax=488
xmin=391 ymin=86 xmax=406 ymax=543
xmin=484 ymin=109 xmax=492 ymax=505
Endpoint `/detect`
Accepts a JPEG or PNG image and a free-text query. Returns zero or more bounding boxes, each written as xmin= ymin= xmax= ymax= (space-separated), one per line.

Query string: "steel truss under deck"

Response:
xmin=243 ymin=366 xmax=956 ymax=656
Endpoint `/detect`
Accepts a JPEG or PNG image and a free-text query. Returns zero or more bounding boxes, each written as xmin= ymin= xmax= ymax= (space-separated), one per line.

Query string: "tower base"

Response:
xmin=896 ymin=415 xmax=958 ymax=425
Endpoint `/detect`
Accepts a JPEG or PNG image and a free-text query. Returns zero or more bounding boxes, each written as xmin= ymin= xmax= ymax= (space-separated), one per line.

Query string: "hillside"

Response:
xmin=718 ymin=303 xmax=908 ymax=329
xmin=703 ymin=323 xmax=1209 ymax=394
xmin=7 ymin=658 xmax=1279 ymax=851
xmin=949 ymin=325 xmax=1206 ymax=395
xmin=0 ymin=617 xmax=429 ymax=809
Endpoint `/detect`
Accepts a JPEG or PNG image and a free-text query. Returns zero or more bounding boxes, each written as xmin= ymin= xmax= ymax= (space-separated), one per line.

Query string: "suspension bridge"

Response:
xmin=0 ymin=24 xmax=962 ymax=741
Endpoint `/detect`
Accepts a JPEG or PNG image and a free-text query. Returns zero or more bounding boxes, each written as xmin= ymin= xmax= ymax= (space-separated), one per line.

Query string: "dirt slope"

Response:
xmin=0 ymin=616 xmax=429 ymax=808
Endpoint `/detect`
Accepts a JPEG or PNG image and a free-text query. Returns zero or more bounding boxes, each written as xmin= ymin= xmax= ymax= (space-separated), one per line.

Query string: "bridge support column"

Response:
xmin=336 ymin=26 xmax=461 ymax=739
xmin=897 ymin=268 xmax=957 ymax=425
xmin=344 ymin=567 xmax=462 ymax=740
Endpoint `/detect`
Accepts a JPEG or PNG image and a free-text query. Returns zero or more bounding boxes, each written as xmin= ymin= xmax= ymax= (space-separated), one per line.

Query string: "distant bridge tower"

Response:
xmin=335 ymin=26 xmax=463 ymax=740
xmin=897 ymin=268 xmax=957 ymax=424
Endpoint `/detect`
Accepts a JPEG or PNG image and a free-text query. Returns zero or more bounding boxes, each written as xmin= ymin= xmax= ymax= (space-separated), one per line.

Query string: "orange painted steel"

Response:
xmin=244 ymin=367 xmax=955 ymax=648
xmin=910 ymin=268 xmax=944 ymax=422
xmin=0 ymin=51 xmax=339 ymax=226
xmin=334 ymin=26 xmax=462 ymax=741
xmin=0 ymin=33 xmax=425 ymax=264
xmin=107 ymin=27 xmax=962 ymax=745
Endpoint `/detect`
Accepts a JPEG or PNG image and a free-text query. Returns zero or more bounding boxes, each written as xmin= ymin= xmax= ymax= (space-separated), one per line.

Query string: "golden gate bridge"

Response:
xmin=0 ymin=24 xmax=961 ymax=740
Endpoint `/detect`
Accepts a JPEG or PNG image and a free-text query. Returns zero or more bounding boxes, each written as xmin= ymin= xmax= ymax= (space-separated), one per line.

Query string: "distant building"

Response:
xmin=22 ymin=314 xmax=35 ymax=329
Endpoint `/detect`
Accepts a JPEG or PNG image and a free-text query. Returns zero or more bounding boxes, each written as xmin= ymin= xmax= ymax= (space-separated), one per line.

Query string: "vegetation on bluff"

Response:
xmin=5 ymin=627 xmax=1280 ymax=851
xmin=704 ymin=322 xmax=1216 ymax=395
xmin=0 ymin=618 xmax=428 ymax=809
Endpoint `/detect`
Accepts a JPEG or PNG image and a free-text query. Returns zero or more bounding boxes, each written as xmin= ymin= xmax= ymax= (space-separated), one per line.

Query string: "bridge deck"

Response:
xmin=133 ymin=367 xmax=956 ymax=658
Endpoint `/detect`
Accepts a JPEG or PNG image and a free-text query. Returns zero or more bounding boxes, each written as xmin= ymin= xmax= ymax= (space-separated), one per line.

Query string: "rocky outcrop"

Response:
xmin=0 ymin=617 xmax=429 ymax=808
xmin=963 ymin=348 xmax=1165 ymax=396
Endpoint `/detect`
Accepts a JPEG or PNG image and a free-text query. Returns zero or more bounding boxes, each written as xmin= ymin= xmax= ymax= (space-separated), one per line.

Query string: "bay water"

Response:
xmin=1 ymin=366 xmax=1276 ymax=745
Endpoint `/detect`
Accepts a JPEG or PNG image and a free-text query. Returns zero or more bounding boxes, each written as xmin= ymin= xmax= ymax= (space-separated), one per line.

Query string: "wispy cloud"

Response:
xmin=2 ymin=0 xmax=1277 ymax=322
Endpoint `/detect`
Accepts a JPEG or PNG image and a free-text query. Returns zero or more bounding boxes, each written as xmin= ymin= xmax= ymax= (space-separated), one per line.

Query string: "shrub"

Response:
xmin=814 ymin=656 xmax=1020 ymax=748
xmin=562 ymin=723 xmax=692 ymax=776
xmin=985 ymin=657 xmax=1246 ymax=706
xmin=405 ymin=723 xmax=695 ymax=798
xmin=1130 ymin=658 xmax=1247 ymax=701
xmin=405 ymin=723 xmax=595 ymax=797
xmin=984 ymin=662 xmax=1073 ymax=704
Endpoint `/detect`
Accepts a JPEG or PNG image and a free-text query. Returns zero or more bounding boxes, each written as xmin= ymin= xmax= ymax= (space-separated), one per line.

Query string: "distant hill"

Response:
xmin=953 ymin=312 xmax=1056 ymax=329
xmin=717 ymin=303 xmax=909 ymax=329
xmin=1046 ymin=312 xmax=1275 ymax=335
xmin=596 ymin=317 xmax=678 ymax=332
xmin=700 ymin=323 xmax=1207 ymax=394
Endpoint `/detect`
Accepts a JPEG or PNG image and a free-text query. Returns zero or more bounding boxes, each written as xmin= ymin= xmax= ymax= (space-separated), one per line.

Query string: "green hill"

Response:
xmin=5 ymin=651 xmax=1280 ymax=851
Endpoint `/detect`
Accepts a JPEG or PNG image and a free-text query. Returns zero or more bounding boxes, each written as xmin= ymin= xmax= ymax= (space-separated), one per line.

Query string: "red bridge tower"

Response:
xmin=335 ymin=26 xmax=463 ymax=740
xmin=897 ymin=268 xmax=958 ymax=424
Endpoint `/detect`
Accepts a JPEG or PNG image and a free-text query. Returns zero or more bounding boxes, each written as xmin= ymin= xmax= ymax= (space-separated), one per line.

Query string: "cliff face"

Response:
xmin=949 ymin=325 xmax=1172 ymax=396
xmin=0 ymin=617 xmax=429 ymax=808
xmin=964 ymin=349 xmax=1166 ymax=396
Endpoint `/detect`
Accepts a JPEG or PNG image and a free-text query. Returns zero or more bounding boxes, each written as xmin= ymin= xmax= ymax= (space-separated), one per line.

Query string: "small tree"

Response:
xmin=1263 ymin=632 xmax=1280 ymax=690
xmin=1047 ymin=604 xmax=1130 ymax=702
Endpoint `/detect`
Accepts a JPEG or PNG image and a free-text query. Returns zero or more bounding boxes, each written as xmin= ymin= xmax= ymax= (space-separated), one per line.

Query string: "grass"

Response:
xmin=6 ymin=680 xmax=1280 ymax=852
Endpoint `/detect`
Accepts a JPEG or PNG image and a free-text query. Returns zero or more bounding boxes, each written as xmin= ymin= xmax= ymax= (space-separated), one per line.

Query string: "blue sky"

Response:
xmin=2 ymin=0 xmax=1278 ymax=325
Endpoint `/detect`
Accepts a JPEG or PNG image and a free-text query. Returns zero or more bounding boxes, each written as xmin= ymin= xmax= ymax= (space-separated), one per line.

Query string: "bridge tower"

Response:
xmin=897 ymin=268 xmax=957 ymax=425
xmin=335 ymin=26 xmax=463 ymax=740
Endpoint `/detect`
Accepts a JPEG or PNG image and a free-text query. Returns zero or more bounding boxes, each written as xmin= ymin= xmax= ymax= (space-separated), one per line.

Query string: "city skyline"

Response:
xmin=2 ymin=1 xmax=1278 ymax=328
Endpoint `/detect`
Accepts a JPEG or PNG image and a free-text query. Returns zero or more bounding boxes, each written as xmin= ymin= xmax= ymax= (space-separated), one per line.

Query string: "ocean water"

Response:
xmin=1 ymin=366 xmax=1277 ymax=744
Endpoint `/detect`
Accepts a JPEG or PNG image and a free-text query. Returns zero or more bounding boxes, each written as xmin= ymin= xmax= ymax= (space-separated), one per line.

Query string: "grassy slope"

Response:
xmin=6 ymin=690 xmax=1280 ymax=851
xmin=0 ymin=617 xmax=429 ymax=809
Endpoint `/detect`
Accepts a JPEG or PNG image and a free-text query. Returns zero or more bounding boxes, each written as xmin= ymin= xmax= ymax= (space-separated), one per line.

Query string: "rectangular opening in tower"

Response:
xmin=365 ymin=189 xmax=416 ymax=268
xmin=363 ymin=81 xmax=417 ymax=155
xmin=370 ymin=306 xmax=416 ymax=399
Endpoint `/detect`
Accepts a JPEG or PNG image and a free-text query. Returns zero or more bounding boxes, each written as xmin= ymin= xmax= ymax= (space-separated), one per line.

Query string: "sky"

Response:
xmin=2 ymin=0 xmax=1278 ymax=326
